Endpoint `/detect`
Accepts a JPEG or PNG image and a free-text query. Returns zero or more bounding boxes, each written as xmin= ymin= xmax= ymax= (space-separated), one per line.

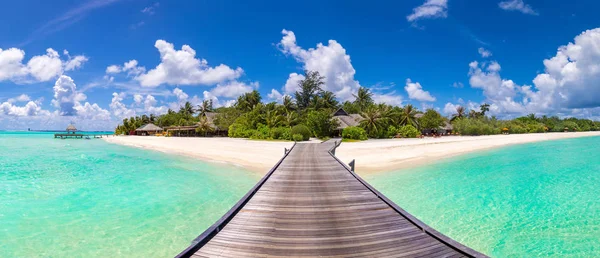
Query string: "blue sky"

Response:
xmin=2 ymin=0 xmax=600 ymax=130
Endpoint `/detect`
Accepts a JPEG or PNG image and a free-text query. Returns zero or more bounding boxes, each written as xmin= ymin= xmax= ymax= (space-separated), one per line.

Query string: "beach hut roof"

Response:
xmin=440 ymin=121 xmax=453 ymax=130
xmin=66 ymin=124 xmax=77 ymax=131
xmin=414 ymin=113 xmax=424 ymax=119
xmin=331 ymin=108 xmax=364 ymax=130
xmin=136 ymin=123 xmax=164 ymax=131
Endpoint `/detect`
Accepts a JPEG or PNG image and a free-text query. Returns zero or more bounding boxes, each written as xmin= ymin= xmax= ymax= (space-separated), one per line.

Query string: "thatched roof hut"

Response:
xmin=135 ymin=123 xmax=163 ymax=136
xmin=136 ymin=123 xmax=163 ymax=132
xmin=331 ymin=108 xmax=364 ymax=130
xmin=66 ymin=124 xmax=77 ymax=132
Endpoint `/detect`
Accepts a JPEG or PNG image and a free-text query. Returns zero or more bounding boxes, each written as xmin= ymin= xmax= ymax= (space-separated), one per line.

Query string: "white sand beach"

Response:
xmin=105 ymin=132 xmax=600 ymax=174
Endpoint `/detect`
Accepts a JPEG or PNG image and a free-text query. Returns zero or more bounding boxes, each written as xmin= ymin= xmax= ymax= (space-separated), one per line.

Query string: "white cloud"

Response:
xmin=110 ymin=92 xmax=136 ymax=119
xmin=404 ymin=79 xmax=436 ymax=102
xmin=7 ymin=94 xmax=31 ymax=103
xmin=283 ymin=72 xmax=305 ymax=94
xmin=0 ymin=47 xmax=87 ymax=83
xmin=51 ymin=75 xmax=110 ymax=119
xmin=278 ymin=29 xmax=360 ymax=100
xmin=141 ymin=2 xmax=159 ymax=15
xmin=210 ymin=81 xmax=258 ymax=98
xmin=406 ymin=0 xmax=448 ymax=22
xmin=373 ymin=92 xmax=403 ymax=106
xmin=498 ymin=0 xmax=538 ymax=15
xmin=26 ymin=48 xmax=63 ymax=81
xmin=443 ymin=102 xmax=460 ymax=115
xmin=106 ymin=65 xmax=121 ymax=74
xmin=0 ymin=101 xmax=47 ymax=117
xmin=64 ymin=54 xmax=89 ymax=71
xmin=478 ymin=47 xmax=492 ymax=58
xmin=131 ymin=40 xmax=243 ymax=87
xmin=267 ymin=89 xmax=285 ymax=103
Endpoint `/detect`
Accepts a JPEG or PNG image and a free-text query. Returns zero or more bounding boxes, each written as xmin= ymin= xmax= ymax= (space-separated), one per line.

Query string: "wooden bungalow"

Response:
xmin=164 ymin=112 xmax=228 ymax=137
xmin=135 ymin=123 xmax=164 ymax=136
xmin=331 ymin=108 xmax=364 ymax=136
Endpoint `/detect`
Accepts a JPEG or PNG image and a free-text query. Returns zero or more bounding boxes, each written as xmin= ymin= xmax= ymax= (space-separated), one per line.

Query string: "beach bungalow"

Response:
xmin=439 ymin=122 xmax=454 ymax=135
xmin=135 ymin=123 xmax=164 ymax=136
xmin=164 ymin=112 xmax=227 ymax=137
xmin=331 ymin=108 xmax=364 ymax=136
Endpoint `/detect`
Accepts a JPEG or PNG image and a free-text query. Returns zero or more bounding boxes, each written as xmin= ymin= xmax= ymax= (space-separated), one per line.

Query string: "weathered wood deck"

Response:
xmin=177 ymin=141 xmax=487 ymax=258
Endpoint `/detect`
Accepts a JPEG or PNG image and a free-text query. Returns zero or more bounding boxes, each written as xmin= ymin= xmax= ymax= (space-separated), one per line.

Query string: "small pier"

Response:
xmin=53 ymin=133 xmax=113 ymax=139
xmin=53 ymin=124 xmax=113 ymax=139
xmin=176 ymin=141 xmax=487 ymax=257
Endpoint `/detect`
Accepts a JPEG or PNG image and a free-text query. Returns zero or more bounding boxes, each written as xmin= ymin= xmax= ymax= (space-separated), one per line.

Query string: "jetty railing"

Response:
xmin=327 ymin=140 xmax=487 ymax=258
xmin=175 ymin=142 xmax=297 ymax=258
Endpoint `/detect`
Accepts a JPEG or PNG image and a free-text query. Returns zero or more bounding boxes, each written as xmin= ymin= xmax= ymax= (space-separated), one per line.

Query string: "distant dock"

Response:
xmin=53 ymin=133 xmax=113 ymax=139
xmin=53 ymin=124 xmax=113 ymax=139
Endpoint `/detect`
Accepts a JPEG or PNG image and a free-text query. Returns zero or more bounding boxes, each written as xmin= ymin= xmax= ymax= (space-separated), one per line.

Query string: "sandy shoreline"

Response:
xmin=104 ymin=132 xmax=600 ymax=174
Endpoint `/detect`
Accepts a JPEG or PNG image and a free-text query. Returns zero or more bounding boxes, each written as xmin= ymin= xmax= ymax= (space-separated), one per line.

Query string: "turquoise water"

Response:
xmin=0 ymin=132 xmax=259 ymax=257
xmin=365 ymin=136 xmax=600 ymax=257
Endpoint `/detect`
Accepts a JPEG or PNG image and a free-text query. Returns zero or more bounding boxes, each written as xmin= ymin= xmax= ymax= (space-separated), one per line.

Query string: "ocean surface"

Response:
xmin=0 ymin=132 xmax=259 ymax=257
xmin=365 ymin=136 xmax=600 ymax=257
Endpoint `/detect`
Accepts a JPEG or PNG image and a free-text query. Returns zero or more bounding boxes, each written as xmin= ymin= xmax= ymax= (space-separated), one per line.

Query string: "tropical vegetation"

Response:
xmin=115 ymin=70 xmax=600 ymax=140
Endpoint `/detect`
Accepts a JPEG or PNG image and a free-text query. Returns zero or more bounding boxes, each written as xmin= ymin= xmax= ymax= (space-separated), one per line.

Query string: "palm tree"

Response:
xmin=149 ymin=114 xmax=156 ymax=123
xmin=236 ymin=90 xmax=262 ymax=112
xmin=282 ymin=95 xmax=296 ymax=113
xmin=479 ymin=103 xmax=490 ymax=117
xmin=359 ymin=105 xmax=391 ymax=137
xmin=527 ymin=113 xmax=537 ymax=121
xmin=179 ymin=101 xmax=195 ymax=118
xmin=399 ymin=104 xmax=419 ymax=127
xmin=195 ymin=117 xmax=214 ymax=137
xmin=318 ymin=91 xmax=338 ymax=110
xmin=468 ymin=109 xmax=479 ymax=119
xmin=353 ymin=87 xmax=374 ymax=112
xmin=451 ymin=106 xmax=466 ymax=121
xmin=283 ymin=112 xmax=298 ymax=127
xmin=197 ymin=100 xmax=214 ymax=117
xmin=264 ymin=109 xmax=283 ymax=128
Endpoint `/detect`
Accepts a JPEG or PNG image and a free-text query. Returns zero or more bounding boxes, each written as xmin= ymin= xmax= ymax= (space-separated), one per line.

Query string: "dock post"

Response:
xmin=349 ymin=159 xmax=355 ymax=172
xmin=284 ymin=148 xmax=288 ymax=154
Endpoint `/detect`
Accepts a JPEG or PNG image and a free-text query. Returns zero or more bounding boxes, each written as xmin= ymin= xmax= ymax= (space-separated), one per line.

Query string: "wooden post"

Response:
xmin=349 ymin=159 xmax=355 ymax=172
xmin=284 ymin=148 xmax=288 ymax=155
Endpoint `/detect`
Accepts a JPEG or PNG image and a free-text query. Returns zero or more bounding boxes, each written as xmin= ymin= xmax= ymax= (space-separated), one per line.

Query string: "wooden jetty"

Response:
xmin=176 ymin=141 xmax=487 ymax=258
xmin=53 ymin=133 xmax=113 ymax=139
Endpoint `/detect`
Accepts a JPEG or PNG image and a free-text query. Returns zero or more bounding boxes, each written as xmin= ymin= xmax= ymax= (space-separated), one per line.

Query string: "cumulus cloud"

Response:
xmin=498 ymin=0 xmax=538 ymax=15
xmin=210 ymin=81 xmax=258 ymax=99
xmin=0 ymin=101 xmax=47 ymax=117
xmin=404 ymin=79 xmax=436 ymax=102
xmin=118 ymin=40 xmax=244 ymax=87
xmin=443 ymin=102 xmax=461 ymax=115
xmin=7 ymin=94 xmax=31 ymax=103
xmin=278 ymin=30 xmax=359 ymax=101
xmin=267 ymin=89 xmax=286 ymax=103
xmin=282 ymin=72 xmax=305 ymax=94
xmin=0 ymin=47 xmax=87 ymax=83
xmin=478 ymin=47 xmax=492 ymax=58
xmin=51 ymin=75 xmax=110 ymax=119
xmin=373 ymin=92 xmax=403 ymax=106
xmin=406 ymin=0 xmax=448 ymax=22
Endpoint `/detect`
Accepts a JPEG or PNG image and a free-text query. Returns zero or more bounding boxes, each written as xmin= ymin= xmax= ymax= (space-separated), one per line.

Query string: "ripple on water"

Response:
xmin=0 ymin=133 xmax=259 ymax=257
xmin=364 ymin=136 xmax=600 ymax=257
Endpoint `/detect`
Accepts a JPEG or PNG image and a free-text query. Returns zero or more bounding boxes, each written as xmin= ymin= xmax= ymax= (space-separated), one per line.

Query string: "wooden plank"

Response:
xmin=177 ymin=142 xmax=487 ymax=258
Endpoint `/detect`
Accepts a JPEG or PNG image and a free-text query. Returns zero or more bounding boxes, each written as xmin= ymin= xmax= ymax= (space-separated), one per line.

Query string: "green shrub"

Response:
xmin=270 ymin=127 xmax=291 ymax=140
xmin=228 ymin=123 xmax=253 ymax=138
xmin=527 ymin=123 xmax=546 ymax=133
xmin=509 ymin=125 xmax=528 ymax=134
xmin=249 ymin=124 xmax=270 ymax=140
xmin=386 ymin=125 xmax=398 ymax=138
xmin=342 ymin=126 xmax=368 ymax=140
xmin=453 ymin=118 xmax=501 ymax=136
xmin=306 ymin=110 xmax=336 ymax=138
xmin=291 ymin=124 xmax=311 ymax=141
xmin=292 ymin=134 xmax=304 ymax=142
xmin=398 ymin=125 xmax=420 ymax=138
